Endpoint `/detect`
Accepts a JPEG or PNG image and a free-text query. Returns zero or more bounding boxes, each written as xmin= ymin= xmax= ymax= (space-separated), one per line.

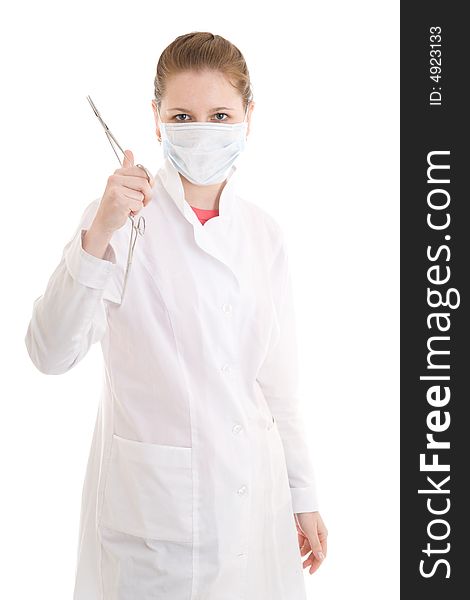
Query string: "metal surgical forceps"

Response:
xmin=86 ymin=94 xmax=151 ymax=300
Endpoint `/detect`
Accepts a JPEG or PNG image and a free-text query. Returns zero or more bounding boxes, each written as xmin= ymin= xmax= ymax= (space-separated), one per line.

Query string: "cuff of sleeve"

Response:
xmin=290 ymin=486 xmax=320 ymax=514
xmin=64 ymin=228 xmax=116 ymax=290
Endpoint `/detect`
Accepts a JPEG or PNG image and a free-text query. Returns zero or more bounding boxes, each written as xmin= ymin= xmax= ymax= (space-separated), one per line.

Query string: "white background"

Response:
xmin=1 ymin=1 xmax=399 ymax=598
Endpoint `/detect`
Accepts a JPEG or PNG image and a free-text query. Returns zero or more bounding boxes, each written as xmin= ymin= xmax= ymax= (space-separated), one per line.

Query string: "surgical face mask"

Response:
xmin=158 ymin=106 xmax=249 ymax=186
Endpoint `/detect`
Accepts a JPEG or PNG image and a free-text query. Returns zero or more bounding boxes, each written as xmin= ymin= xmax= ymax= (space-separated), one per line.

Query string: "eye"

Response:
xmin=213 ymin=113 xmax=228 ymax=121
xmin=174 ymin=113 xmax=191 ymax=121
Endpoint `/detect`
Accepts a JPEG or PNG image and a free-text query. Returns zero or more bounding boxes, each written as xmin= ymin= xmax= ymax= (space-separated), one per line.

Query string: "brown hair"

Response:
xmin=154 ymin=32 xmax=253 ymax=111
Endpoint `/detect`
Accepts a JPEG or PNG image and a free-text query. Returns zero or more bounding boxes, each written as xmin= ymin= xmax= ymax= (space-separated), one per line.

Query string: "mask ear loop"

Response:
xmin=155 ymin=102 xmax=164 ymax=143
xmin=241 ymin=99 xmax=250 ymax=142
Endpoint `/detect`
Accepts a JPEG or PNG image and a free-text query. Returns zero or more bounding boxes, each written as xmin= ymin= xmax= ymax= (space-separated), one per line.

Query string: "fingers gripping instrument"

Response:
xmin=86 ymin=94 xmax=150 ymax=300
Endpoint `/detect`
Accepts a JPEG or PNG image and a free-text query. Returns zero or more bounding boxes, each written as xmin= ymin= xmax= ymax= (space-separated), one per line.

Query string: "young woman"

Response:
xmin=25 ymin=31 xmax=328 ymax=600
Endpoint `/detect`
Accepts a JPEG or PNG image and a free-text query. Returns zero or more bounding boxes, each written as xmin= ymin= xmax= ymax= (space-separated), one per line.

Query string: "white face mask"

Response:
xmin=158 ymin=105 xmax=249 ymax=186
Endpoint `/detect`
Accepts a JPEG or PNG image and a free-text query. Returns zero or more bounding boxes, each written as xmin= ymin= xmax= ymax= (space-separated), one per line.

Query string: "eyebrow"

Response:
xmin=167 ymin=107 xmax=236 ymax=112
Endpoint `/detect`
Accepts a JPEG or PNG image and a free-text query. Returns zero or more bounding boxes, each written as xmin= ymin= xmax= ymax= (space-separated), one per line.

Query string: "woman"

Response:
xmin=25 ymin=31 xmax=327 ymax=600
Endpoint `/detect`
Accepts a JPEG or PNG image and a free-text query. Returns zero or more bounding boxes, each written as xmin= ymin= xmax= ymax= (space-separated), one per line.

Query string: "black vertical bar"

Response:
xmin=401 ymin=3 xmax=469 ymax=597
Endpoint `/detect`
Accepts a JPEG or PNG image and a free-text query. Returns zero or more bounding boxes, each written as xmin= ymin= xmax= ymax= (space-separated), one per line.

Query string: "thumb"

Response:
xmin=123 ymin=149 xmax=134 ymax=168
xmin=308 ymin=532 xmax=325 ymax=562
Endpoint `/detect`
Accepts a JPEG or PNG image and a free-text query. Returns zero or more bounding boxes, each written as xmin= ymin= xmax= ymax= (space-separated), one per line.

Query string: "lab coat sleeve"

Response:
xmin=256 ymin=227 xmax=320 ymax=513
xmin=24 ymin=199 xmax=117 ymax=375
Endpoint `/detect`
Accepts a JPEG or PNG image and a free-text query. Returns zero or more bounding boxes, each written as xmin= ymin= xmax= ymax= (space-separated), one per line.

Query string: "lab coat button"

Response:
xmin=222 ymin=303 xmax=233 ymax=313
xmin=232 ymin=424 xmax=243 ymax=434
xmin=237 ymin=485 xmax=247 ymax=495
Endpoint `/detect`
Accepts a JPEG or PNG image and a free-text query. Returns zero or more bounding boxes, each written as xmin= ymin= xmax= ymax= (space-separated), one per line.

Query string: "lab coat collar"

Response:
xmin=154 ymin=156 xmax=240 ymax=226
xmin=152 ymin=156 xmax=243 ymax=290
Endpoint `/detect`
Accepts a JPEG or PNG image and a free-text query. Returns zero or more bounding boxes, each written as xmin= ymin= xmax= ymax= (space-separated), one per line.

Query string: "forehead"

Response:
xmin=162 ymin=69 xmax=243 ymax=109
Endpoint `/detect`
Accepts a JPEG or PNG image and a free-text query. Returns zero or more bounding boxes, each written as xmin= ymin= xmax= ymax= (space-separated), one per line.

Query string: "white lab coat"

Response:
xmin=25 ymin=156 xmax=320 ymax=600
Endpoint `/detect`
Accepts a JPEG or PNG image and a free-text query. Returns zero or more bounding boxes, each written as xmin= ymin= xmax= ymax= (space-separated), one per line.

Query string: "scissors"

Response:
xmin=86 ymin=94 xmax=152 ymax=299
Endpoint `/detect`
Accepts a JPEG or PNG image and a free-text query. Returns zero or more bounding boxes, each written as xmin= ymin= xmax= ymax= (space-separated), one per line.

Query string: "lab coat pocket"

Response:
xmin=99 ymin=434 xmax=193 ymax=542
